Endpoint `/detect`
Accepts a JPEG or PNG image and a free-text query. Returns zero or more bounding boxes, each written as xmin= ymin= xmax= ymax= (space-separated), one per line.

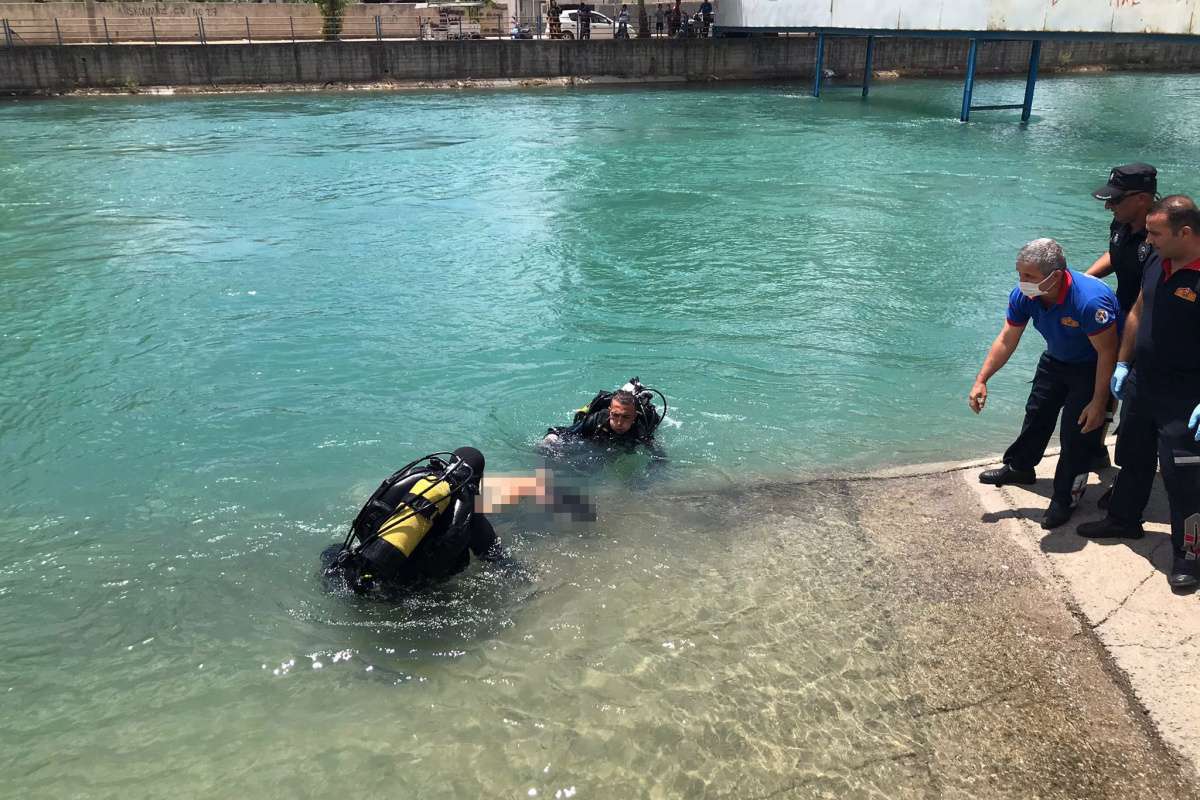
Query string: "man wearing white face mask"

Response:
xmin=968 ymin=238 xmax=1122 ymax=529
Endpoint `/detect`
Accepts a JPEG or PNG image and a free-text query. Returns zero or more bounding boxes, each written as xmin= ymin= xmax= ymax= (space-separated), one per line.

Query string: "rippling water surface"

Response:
xmin=2 ymin=74 xmax=1198 ymax=797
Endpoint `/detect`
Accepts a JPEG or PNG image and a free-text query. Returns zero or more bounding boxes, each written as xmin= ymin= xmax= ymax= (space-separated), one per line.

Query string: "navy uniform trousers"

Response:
xmin=1108 ymin=371 xmax=1200 ymax=559
xmin=1004 ymin=352 xmax=1104 ymax=506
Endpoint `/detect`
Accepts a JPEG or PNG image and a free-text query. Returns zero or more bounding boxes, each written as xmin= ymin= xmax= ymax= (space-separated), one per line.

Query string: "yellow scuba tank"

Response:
xmin=375 ymin=475 xmax=456 ymax=556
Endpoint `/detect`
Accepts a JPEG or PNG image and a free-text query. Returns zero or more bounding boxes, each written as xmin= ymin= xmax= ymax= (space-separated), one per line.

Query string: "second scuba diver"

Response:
xmin=542 ymin=377 xmax=667 ymax=455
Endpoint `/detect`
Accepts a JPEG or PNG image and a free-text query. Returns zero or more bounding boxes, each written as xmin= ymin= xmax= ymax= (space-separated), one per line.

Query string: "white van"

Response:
xmin=556 ymin=9 xmax=635 ymax=39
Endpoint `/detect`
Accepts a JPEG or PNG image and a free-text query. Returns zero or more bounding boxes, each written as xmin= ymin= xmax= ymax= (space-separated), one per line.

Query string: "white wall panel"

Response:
xmin=985 ymin=0 xmax=1047 ymax=30
xmin=832 ymin=0 xmax=901 ymax=28
xmin=896 ymin=1 xmax=946 ymax=29
xmin=938 ymin=2 xmax=990 ymax=30
xmin=1111 ymin=0 xmax=1194 ymax=34
xmin=716 ymin=0 xmax=1197 ymax=34
xmin=1043 ymin=0 xmax=1116 ymax=31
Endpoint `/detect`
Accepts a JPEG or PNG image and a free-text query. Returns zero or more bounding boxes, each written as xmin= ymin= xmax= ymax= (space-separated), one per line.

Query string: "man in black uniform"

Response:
xmin=1086 ymin=164 xmax=1158 ymax=477
xmin=1088 ymin=164 xmax=1158 ymax=325
xmin=1077 ymin=196 xmax=1200 ymax=590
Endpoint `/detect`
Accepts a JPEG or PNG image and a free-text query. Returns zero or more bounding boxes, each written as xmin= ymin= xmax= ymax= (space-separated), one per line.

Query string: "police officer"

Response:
xmin=1076 ymin=196 xmax=1200 ymax=590
xmin=1087 ymin=164 xmax=1158 ymax=331
xmin=1086 ymin=163 xmax=1158 ymax=477
xmin=969 ymin=238 xmax=1121 ymax=529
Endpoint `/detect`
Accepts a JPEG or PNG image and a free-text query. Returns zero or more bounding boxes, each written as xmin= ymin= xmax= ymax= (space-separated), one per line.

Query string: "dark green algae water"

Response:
xmin=2 ymin=73 xmax=1199 ymax=797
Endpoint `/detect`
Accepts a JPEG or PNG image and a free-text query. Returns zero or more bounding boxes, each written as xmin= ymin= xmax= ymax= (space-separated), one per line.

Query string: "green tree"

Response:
xmin=313 ymin=0 xmax=348 ymax=40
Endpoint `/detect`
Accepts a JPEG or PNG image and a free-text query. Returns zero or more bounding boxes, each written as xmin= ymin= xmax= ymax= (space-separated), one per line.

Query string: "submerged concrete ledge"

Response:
xmin=853 ymin=440 xmax=1200 ymax=776
xmin=3 ymin=37 xmax=1200 ymax=95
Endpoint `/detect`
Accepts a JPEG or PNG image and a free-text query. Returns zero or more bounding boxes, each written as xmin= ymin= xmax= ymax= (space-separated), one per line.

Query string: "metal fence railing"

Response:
xmin=0 ymin=12 xmax=718 ymax=46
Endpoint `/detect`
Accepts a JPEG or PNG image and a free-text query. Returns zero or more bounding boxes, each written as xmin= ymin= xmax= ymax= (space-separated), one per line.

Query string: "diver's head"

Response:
xmin=607 ymin=390 xmax=638 ymax=434
xmin=450 ymin=447 xmax=485 ymax=488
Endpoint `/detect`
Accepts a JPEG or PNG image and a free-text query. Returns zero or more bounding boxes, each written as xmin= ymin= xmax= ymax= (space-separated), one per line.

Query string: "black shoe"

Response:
xmin=979 ymin=464 xmax=1037 ymax=486
xmin=1097 ymin=483 xmax=1114 ymax=510
xmin=1076 ymin=516 xmax=1145 ymax=540
xmin=1041 ymin=501 xmax=1074 ymax=530
xmin=1169 ymin=555 xmax=1200 ymax=590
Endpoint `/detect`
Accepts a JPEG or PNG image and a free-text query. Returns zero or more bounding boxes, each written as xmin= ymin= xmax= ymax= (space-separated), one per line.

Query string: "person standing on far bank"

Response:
xmin=1076 ymin=196 xmax=1200 ymax=591
xmin=969 ymin=238 xmax=1121 ymax=530
xmin=578 ymin=0 xmax=591 ymax=39
xmin=616 ymin=4 xmax=630 ymax=38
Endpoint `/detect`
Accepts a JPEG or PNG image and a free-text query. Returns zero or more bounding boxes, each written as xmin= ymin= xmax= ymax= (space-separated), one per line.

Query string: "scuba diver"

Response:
xmin=542 ymin=378 xmax=667 ymax=457
xmin=321 ymin=447 xmax=597 ymax=596
xmin=321 ymin=447 xmax=504 ymax=595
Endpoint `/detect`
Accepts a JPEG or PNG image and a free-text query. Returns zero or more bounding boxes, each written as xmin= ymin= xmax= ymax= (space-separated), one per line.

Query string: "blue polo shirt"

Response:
xmin=1006 ymin=269 xmax=1120 ymax=364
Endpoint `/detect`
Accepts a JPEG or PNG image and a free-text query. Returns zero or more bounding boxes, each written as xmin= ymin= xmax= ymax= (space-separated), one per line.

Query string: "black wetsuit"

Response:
xmin=552 ymin=408 xmax=656 ymax=447
xmin=322 ymin=508 xmax=500 ymax=594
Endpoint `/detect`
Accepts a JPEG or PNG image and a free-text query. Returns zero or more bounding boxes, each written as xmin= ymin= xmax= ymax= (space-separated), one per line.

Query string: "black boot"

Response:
xmin=979 ymin=464 xmax=1037 ymax=486
xmin=1168 ymin=554 xmax=1200 ymax=591
xmin=1041 ymin=500 xmax=1074 ymax=530
xmin=1076 ymin=516 xmax=1145 ymax=540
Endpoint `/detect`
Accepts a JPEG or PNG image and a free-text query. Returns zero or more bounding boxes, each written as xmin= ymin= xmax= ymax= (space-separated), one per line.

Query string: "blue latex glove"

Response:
xmin=1111 ymin=361 xmax=1130 ymax=400
xmin=1190 ymin=403 xmax=1200 ymax=442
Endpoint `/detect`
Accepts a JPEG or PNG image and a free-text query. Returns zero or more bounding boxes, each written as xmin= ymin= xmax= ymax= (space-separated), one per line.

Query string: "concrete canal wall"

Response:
xmin=2 ymin=36 xmax=1199 ymax=95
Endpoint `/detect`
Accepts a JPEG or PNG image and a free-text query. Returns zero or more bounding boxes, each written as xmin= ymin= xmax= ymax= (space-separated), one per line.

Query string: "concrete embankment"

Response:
xmin=3 ymin=36 xmax=1200 ymax=95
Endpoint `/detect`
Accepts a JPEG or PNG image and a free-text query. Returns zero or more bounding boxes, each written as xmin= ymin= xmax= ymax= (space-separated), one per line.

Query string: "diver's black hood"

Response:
xmin=452 ymin=447 xmax=485 ymax=480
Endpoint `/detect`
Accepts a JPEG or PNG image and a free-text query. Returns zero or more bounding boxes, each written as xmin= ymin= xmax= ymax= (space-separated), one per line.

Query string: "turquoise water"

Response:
xmin=2 ymin=74 xmax=1199 ymax=796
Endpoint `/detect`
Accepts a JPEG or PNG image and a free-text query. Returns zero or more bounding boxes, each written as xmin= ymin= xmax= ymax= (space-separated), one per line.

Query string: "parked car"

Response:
xmin=556 ymin=10 xmax=636 ymax=39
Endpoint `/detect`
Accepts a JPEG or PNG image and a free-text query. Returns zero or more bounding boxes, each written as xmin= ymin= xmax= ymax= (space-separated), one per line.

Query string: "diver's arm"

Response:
xmin=468 ymin=513 xmax=504 ymax=560
xmin=543 ymin=414 xmax=594 ymax=445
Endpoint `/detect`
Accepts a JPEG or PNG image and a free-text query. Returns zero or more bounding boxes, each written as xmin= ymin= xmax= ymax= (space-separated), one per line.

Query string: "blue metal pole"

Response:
xmin=813 ymin=32 xmax=825 ymax=98
xmin=960 ymin=38 xmax=978 ymax=122
xmin=862 ymin=35 xmax=874 ymax=98
xmin=1021 ymin=39 xmax=1041 ymax=123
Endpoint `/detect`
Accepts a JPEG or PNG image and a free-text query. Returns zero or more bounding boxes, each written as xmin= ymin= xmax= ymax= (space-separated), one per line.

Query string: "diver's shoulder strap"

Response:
xmin=399 ymin=491 xmax=441 ymax=520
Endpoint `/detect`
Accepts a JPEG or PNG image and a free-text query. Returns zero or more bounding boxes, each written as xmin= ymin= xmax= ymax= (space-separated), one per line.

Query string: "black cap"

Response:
xmin=451 ymin=446 xmax=485 ymax=478
xmin=1093 ymin=163 xmax=1157 ymax=201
